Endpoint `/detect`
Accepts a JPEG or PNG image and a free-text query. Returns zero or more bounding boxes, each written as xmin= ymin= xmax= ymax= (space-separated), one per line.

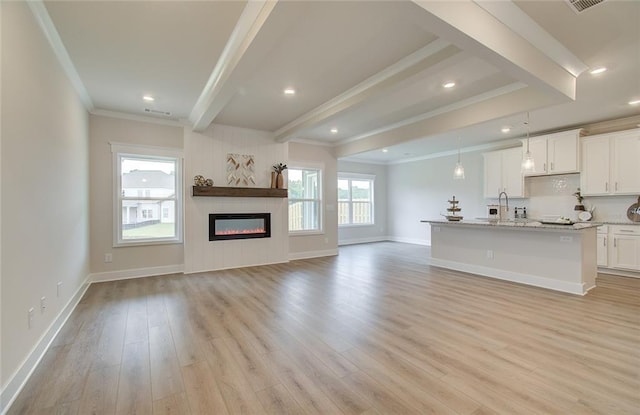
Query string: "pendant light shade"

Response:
xmin=453 ymin=137 xmax=465 ymax=180
xmin=521 ymin=112 xmax=535 ymax=173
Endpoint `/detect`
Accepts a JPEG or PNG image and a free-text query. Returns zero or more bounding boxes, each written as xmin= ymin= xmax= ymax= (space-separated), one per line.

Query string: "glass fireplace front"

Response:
xmin=209 ymin=213 xmax=271 ymax=241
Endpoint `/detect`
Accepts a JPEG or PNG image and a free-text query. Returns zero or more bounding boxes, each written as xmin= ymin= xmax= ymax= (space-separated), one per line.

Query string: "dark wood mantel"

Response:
xmin=192 ymin=186 xmax=288 ymax=198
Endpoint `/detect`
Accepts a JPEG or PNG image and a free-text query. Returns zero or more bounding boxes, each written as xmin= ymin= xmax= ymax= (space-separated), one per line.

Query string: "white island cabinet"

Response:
xmin=422 ymin=220 xmax=599 ymax=295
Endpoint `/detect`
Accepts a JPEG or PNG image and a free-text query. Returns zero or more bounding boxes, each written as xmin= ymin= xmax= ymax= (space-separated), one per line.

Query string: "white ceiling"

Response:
xmin=40 ymin=0 xmax=640 ymax=163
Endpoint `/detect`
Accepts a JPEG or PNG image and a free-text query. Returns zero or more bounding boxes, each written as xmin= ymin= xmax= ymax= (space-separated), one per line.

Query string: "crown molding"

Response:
xmin=27 ymin=1 xmax=94 ymax=112
xmin=91 ymin=109 xmax=186 ymax=127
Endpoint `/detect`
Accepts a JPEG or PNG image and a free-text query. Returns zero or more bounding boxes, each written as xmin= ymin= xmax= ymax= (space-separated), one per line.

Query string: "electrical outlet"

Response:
xmin=28 ymin=308 xmax=34 ymax=329
xmin=560 ymin=236 xmax=573 ymax=243
xmin=324 ymin=237 xmax=329 ymax=244
xmin=486 ymin=250 xmax=494 ymax=259
xmin=104 ymin=253 xmax=113 ymax=263
xmin=57 ymin=282 xmax=63 ymax=297
xmin=40 ymin=297 xmax=46 ymax=313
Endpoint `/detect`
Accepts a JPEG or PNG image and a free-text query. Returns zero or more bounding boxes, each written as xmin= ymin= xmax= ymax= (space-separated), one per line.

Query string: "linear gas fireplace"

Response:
xmin=209 ymin=213 xmax=271 ymax=241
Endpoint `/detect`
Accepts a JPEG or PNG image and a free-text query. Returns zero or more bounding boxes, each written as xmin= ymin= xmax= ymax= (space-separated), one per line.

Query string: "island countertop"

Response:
xmin=421 ymin=219 xmax=601 ymax=231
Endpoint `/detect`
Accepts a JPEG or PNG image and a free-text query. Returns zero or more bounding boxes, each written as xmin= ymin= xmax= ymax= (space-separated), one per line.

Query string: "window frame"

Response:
xmin=338 ymin=172 xmax=375 ymax=227
xmin=111 ymin=143 xmax=183 ymax=247
xmin=287 ymin=163 xmax=324 ymax=236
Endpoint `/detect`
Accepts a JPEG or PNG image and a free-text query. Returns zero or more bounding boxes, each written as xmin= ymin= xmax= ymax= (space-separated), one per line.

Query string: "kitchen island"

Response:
xmin=421 ymin=219 xmax=600 ymax=295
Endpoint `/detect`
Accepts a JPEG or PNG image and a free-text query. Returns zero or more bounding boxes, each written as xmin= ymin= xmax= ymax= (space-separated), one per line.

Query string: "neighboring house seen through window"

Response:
xmin=112 ymin=143 xmax=183 ymax=246
xmin=288 ymin=167 xmax=322 ymax=233
xmin=338 ymin=173 xmax=374 ymax=226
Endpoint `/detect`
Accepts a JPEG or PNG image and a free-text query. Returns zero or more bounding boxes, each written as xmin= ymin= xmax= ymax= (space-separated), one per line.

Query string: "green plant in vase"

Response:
xmin=273 ymin=163 xmax=287 ymax=189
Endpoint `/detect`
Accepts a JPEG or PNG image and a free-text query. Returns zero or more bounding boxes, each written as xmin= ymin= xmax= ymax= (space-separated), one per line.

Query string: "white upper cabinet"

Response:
xmin=522 ymin=129 xmax=582 ymax=176
xmin=523 ymin=138 xmax=547 ymax=176
xmin=581 ymin=129 xmax=640 ymax=196
xmin=483 ymin=147 xmax=525 ymax=199
xmin=612 ymin=131 xmax=640 ymax=194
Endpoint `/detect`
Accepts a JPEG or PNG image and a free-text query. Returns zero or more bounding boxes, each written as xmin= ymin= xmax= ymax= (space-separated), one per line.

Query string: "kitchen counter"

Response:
xmin=422 ymin=219 xmax=597 ymax=295
xmin=422 ymin=219 xmax=600 ymax=231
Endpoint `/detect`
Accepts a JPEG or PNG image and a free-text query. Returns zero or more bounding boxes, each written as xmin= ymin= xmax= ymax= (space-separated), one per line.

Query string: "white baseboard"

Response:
xmin=338 ymin=236 xmax=389 ymax=246
xmin=0 ymin=276 xmax=91 ymax=415
xmin=90 ymin=264 xmax=184 ymax=282
xmin=430 ymin=258 xmax=589 ymax=295
xmin=183 ymin=259 xmax=289 ymax=275
xmin=289 ymin=248 xmax=338 ymax=261
xmin=387 ymin=236 xmax=431 ymax=246
xmin=597 ymin=267 xmax=640 ymax=279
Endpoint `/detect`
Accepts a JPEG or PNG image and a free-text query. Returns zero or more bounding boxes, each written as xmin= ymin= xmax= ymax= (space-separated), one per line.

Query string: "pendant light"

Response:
xmin=521 ymin=112 xmax=535 ymax=173
xmin=453 ymin=136 xmax=465 ymax=180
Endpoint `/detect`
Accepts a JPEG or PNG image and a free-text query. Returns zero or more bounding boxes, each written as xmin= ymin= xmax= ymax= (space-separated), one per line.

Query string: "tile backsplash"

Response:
xmin=516 ymin=174 xmax=637 ymax=222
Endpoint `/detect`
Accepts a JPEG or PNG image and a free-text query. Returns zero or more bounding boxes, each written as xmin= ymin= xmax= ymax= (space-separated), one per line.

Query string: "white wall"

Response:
xmin=184 ymin=124 xmax=289 ymax=272
xmin=388 ymin=151 xmax=486 ymax=245
xmin=337 ymin=160 xmax=388 ymax=245
xmin=288 ymin=142 xmax=338 ymax=259
xmin=1 ymin=0 xmax=89 ymax=399
xmin=89 ymin=114 xmax=184 ymax=279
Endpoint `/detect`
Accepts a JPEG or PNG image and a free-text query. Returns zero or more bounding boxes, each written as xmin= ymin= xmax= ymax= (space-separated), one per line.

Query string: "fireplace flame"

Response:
xmin=215 ymin=228 xmax=266 ymax=235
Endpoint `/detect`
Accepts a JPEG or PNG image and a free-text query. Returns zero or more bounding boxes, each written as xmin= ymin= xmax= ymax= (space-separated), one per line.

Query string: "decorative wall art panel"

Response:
xmin=226 ymin=153 xmax=255 ymax=186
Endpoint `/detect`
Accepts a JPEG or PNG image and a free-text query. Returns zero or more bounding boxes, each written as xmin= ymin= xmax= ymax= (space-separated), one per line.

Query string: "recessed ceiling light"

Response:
xmin=330 ymin=128 xmax=338 ymax=134
xmin=143 ymin=95 xmax=155 ymax=102
xmin=284 ymin=88 xmax=296 ymax=95
xmin=628 ymin=99 xmax=640 ymax=106
xmin=382 ymin=148 xmax=389 ymax=153
xmin=589 ymin=67 xmax=607 ymax=75
xmin=443 ymin=82 xmax=456 ymax=88
xmin=501 ymin=127 xmax=511 ymax=133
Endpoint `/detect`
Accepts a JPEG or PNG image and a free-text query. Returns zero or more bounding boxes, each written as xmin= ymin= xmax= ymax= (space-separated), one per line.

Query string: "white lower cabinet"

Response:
xmin=596 ymin=226 xmax=608 ymax=267
xmin=608 ymin=226 xmax=640 ymax=271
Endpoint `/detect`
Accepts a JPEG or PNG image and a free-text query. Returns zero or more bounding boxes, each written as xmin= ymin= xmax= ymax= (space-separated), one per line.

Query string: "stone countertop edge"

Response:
xmin=420 ymin=219 xmax=601 ymax=231
xmin=590 ymin=221 xmax=640 ymax=226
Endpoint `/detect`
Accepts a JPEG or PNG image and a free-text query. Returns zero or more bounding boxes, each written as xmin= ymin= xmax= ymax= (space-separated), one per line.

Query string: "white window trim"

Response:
xmin=338 ymin=172 xmax=375 ymax=227
xmin=288 ymin=162 xmax=324 ymax=235
xmin=111 ymin=142 xmax=184 ymax=247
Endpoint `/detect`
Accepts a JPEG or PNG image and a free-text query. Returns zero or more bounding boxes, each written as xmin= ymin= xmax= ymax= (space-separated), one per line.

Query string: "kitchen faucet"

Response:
xmin=498 ymin=191 xmax=509 ymax=222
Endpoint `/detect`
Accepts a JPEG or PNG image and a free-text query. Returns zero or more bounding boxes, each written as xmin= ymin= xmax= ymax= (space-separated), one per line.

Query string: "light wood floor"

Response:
xmin=8 ymin=242 xmax=640 ymax=414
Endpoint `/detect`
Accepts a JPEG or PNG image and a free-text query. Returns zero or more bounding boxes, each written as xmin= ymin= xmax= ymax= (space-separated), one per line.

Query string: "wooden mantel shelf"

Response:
xmin=192 ymin=186 xmax=288 ymax=198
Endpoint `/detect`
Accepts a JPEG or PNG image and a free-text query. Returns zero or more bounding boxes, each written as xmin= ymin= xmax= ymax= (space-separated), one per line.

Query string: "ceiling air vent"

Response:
xmin=564 ymin=0 xmax=606 ymax=13
xmin=144 ymin=108 xmax=171 ymax=116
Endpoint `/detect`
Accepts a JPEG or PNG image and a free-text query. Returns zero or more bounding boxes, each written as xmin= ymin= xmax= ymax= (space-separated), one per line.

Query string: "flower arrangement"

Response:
xmin=273 ymin=163 xmax=287 ymax=173
xmin=573 ymin=188 xmax=585 ymax=211
xmin=573 ymin=188 xmax=584 ymax=204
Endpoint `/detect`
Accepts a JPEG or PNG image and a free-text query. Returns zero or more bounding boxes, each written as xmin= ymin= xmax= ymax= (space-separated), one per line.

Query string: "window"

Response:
xmin=112 ymin=143 xmax=183 ymax=246
xmin=288 ymin=167 xmax=322 ymax=233
xmin=338 ymin=173 xmax=374 ymax=226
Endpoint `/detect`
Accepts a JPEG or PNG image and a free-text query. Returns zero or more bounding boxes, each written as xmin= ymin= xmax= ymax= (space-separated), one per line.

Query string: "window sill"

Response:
xmin=338 ymin=223 xmax=376 ymax=228
xmin=114 ymin=239 xmax=183 ymax=248
xmin=289 ymin=230 xmax=324 ymax=237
